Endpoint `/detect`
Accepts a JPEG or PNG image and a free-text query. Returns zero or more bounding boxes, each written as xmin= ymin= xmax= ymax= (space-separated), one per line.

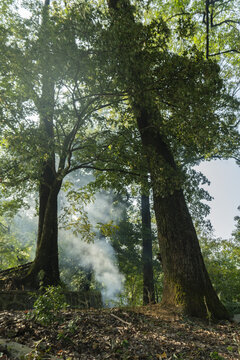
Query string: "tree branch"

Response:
xmin=73 ymin=91 xmax=127 ymax=101
xmin=67 ymin=164 xmax=144 ymax=178
xmin=209 ymin=49 xmax=240 ymax=56
xmin=193 ymin=154 xmax=240 ymax=163
xmin=211 ymin=19 xmax=240 ymax=27
xmin=166 ymin=12 xmax=191 ymax=22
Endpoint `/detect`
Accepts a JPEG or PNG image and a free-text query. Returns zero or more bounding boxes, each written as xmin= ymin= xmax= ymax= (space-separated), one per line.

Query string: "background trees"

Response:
xmin=0 ymin=217 xmax=32 ymax=269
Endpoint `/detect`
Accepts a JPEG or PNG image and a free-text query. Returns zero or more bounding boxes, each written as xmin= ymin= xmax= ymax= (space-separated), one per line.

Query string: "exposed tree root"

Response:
xmin=0 ymin=263 xmax=33 ymax=290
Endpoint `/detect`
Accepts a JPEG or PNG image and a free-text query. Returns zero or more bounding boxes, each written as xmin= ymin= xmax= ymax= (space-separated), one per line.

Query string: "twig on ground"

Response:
xmin=110 ymin=313 xmax=132 ymax=326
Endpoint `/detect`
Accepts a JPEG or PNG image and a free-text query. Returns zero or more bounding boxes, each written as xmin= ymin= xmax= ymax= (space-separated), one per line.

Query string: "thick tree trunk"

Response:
xmin=136 ymin=107 xmax=229 ymax=319
xmin=37 ymin=157 xmax=57 ymax=245
xmin=153 ymin=189 xmax=226 ymax=318
xmin=35 ymin=182 xmax=61 ymax=285
xmin=141 ymin=193 xmax=155 ymax=305
xmin=23 ymin=180 xmax=61 ymax=289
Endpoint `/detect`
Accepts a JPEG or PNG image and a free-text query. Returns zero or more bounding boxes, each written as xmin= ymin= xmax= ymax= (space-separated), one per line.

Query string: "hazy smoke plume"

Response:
xmin=10 ymin=173 xmax=125 ymax=302
xmin=59 ymin=175 xmax=125 ymax=302
xmin=60 ymin=233 xmax=124 ymax=302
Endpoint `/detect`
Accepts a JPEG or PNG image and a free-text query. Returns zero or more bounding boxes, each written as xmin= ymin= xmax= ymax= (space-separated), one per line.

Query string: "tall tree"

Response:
xmin=32 ymin=0 xmax=61 ymax=287
xmin=0 ymin=0 xmax=122 ymax=288
xmin=104 ymin=0 xmax=239 ymax=319
xmin=141 ymin=190 xmax=155 ymax=305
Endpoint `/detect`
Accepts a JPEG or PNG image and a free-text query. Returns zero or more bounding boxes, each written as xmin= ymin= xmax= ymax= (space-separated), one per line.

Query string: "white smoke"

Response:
xmin=84 ymin=191 xmax=125 ymax=227
xmin=59 ymin=174 xmax=125 ymax=303
xmin=60 ymin=232 xmax=124 ymax=302
xmin=10 ymin=172 xmax=125 ymax=303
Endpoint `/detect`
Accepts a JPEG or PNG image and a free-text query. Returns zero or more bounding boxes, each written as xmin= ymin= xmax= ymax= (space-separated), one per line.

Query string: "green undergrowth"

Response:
xmin=26 ymin=285 xmax=68 ymax=326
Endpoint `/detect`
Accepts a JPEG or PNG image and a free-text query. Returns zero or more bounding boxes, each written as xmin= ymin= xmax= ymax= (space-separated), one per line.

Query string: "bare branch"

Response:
xmin=209 ymin=49 xmax=240 ymax=56
xmin=166 ymin=12 xmax=191 ymax=22
xmin=211 ymin=19 xmax=240 ymax=27
xmin=193 ymin=154 xmax=240 ymax=164
xmin=73 ymin=91 xmax=127 ymax=101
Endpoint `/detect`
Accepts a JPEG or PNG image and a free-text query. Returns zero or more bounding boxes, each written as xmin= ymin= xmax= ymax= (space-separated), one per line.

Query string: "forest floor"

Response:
xmin=0 ymin=305 xmax=239 ymax=360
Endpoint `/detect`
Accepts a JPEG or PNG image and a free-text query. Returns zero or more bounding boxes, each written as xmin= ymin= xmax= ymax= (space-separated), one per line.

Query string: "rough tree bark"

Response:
xmin=23 ymin=180 xmax=61 ymax=289
xmin=107 ymin=0 xmax=229 ymax=319
xmin=136 ymin=107 xmax=228 ymax=319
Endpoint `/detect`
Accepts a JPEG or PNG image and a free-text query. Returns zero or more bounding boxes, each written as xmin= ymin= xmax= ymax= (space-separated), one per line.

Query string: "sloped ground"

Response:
xmin=0 ymin=263 xmax=33 ymax=291
xmin=0 ymin=305 xmax=239 ymax=360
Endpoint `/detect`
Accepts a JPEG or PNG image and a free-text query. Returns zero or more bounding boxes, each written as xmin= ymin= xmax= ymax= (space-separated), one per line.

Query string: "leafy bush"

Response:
xmin=28 ymin=285 xmax=68 ymax=325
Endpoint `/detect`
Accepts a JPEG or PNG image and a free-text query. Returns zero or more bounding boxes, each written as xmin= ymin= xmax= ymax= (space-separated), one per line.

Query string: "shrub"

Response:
xmin=28 ymin=285 xmax=68 ymax=325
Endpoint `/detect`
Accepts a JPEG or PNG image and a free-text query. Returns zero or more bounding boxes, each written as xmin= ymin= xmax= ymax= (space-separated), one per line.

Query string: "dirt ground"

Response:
xmin=0 ymin=305 xmax=239 ymax=359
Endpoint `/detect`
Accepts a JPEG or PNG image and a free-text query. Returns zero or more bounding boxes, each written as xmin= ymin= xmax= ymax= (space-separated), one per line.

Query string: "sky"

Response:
xmin=196 ymin=159 xmax=240 ymax=239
